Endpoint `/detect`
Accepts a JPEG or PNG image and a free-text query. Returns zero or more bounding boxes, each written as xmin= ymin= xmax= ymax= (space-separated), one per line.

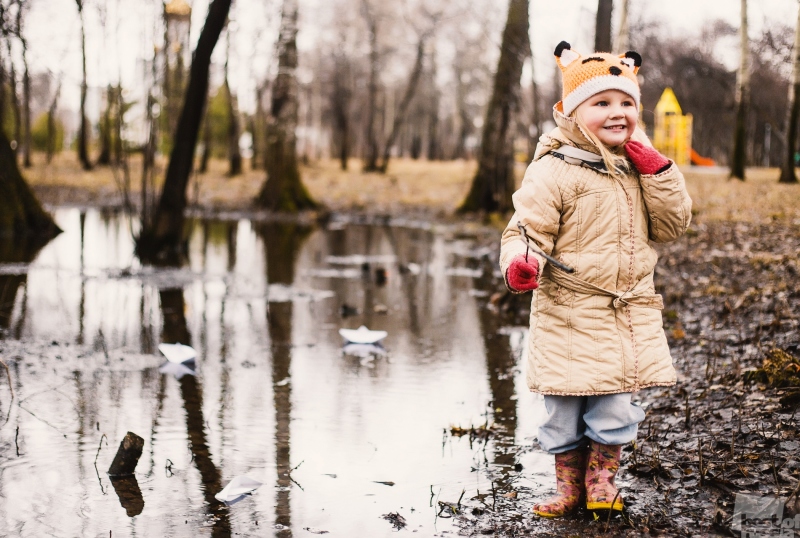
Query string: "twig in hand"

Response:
xmin=516 ymin=222 xmax=575 ymax=273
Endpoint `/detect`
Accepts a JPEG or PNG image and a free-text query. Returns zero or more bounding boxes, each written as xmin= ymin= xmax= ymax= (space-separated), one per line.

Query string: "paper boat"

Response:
xmin=158 ymin=343 xmax=197 ymax=364
xmin=215 ymin=475 xmax=263 ymax=503
xmin=338 ymin=325 xmax=388 ymax=345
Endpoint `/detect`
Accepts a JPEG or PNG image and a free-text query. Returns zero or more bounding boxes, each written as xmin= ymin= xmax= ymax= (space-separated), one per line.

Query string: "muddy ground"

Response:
xmin=453 ymin=218 xmax=800 ymax=537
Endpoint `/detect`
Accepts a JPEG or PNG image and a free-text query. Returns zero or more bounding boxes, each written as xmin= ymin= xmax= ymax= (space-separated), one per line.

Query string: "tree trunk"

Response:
xmin=252 ymin=81 xmax=268 ymax=170
xmin=0 ymin=128 xmax=60 ymax=240
xmin=46 ymin=83 xmax=61 ymax=164
xmin=331 ymin=56 xmax=351 ymax=171
xmin=136 ymin=0 xmax=233 ymax=264
xmin=97 ymin=85 xmax=113 ymax=165
xmin=76 ymin=0 xmax=92 ymax=171
xmin=361 ymin=0 xmax=380 ymax=172
xmin=730 ymin=0 xmax=749 ymax=181
xmin=377 ymin=37 xmax=426 ymax=173
xmin=22 ymin=46 xmax=32 ymax=168
xmin=594 ymin=0 xmax=613 ymax=52
xmin=458 ymin=0 xmax=529 ymax=213
xmin=255 ymin=0 xmax=316 ymax=211
xmin=226 ymin=81 xmax=242 ymax=176
xmin=779 ymin=3 xmax=800 ymax=184
xmin=427 ymin=43 xmax=441 ymax=161
xmin=453 ymin=61 xmax=469 ymax=159
xmin=614 ymin=0 xmax=630 ymax=52
xmin=7 ymin=43 xmax=21 ymax=160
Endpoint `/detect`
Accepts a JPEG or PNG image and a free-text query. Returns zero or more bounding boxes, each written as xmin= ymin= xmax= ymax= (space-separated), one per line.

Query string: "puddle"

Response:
xmin=0 ymin=207 xmax=548 ymax=537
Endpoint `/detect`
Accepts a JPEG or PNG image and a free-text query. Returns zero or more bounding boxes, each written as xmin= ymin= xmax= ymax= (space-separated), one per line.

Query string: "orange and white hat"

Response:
xmin=554 ymin=41 xmax=642 ymax=116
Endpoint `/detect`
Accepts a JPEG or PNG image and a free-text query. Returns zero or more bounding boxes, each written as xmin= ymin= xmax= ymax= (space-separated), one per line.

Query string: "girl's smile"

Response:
xmin=575 ymin=89 xmax=638 ymax=147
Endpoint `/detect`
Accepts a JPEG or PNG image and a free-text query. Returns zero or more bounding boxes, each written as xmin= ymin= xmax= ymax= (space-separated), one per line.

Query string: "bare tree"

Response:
xmin=18 ymin=0 xmax=31 ymax=168
xmin=330 ymin=51 xmax=352 ymax=170
xmin=731 ymin=0 xmax=749 ymax=180
xmin=136 ymin=0 xmax=233 ymax=263
xmin=458 ymin=0 xmax=529 ymax=213
xmin=595 ymin=0 xmax=613 ymax=52
xmin=46 ymin=81 xmax=62 ymax=164
xmin=255 ymin=0 xmax=316 ymax=211
xmin=75 ymin=0 xmax=92 ymax=170
xmin=779 ymin=2 xmax=800 ymax=184
xmin=6 ymin=41 xmax=21 ymax=158
xmin=377 ymin=34 xmax=428 ymax=173
xmin=361 ymin=0 xmax=380 ymax=171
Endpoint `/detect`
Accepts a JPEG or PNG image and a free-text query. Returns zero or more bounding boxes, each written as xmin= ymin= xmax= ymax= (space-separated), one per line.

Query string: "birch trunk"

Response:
xmin=730 ymin=0 xmax=749 ymax=181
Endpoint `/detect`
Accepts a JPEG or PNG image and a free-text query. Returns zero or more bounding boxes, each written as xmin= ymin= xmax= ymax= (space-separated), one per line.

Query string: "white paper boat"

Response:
xmin=215 ymin=475 xmax=263 ymax=503
xmin=338 ymin=325 xmax=388 ymax=345
xmin=158 ymin=343 xmax=197 ymax=364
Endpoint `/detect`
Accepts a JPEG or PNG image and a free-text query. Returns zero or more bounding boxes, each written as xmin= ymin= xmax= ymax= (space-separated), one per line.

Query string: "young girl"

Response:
xmin=500 ymin=41 xmax=692 ymax=517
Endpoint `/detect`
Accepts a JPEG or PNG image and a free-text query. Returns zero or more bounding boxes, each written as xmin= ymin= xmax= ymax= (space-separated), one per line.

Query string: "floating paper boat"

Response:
xmin=338 ymin=325 xmax=388 ymax=345
xmin=215 ymin=475 xmax=263 ymax=504
xmin=158 ymin=343 xmax=197 ymax=364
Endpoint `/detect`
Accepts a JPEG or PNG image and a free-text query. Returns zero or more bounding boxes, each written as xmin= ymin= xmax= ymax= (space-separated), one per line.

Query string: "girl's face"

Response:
xmin=575 ymin=89 xmax=638 ymax=147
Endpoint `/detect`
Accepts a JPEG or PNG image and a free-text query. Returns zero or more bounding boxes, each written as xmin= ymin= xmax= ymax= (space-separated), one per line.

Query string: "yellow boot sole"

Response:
xmin=586 ymin=499 xmax=623 ymax=511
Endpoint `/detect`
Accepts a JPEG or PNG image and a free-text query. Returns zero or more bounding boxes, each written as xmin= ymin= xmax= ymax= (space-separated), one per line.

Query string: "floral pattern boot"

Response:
xmin=532 ymin=448 xmax=587 ymax=518
xmin=585 ymin=440 xmax=624 ymax=511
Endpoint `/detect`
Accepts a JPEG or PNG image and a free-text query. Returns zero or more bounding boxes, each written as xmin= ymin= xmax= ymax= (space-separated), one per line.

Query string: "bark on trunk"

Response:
xmin=136 ymin=0 xmax=233 ymax=264
xmin=377 ymin=37 xmax=426 ymax=173
xmin=458 ymin=0 xmax=529 ymax=213
xmin=76 ymin=0 xmax=92 ymax=170
xmin=255 ymin=0 xmax=316 ymax=211
xmin=427 ymin=44 xmax=441 ymax=161
xmin=779 ymin=4 xmax=800 ymax=184
xmin=594 ymin=0 xmax=613 ymax=53
xmin=730 ymin=0 xmax=749 ymax=181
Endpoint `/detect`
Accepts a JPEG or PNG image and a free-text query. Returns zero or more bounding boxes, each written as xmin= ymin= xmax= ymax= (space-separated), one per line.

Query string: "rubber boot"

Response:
xmin=532 ymin=447 xmax=587 ymax=518
xmin=585 ymin=440 xmax=624 ymax=512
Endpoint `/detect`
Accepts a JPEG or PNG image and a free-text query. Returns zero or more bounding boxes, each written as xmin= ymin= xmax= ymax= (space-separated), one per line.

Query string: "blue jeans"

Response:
xmin=537 ymin=393 xmax=645 ymax=454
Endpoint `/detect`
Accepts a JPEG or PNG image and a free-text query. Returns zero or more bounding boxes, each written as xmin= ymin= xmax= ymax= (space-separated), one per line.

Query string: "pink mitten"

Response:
xmin=624 ymin=141 xmax=671 ymax=175
xmin=507 ymin=255 xmax=540 ymax=292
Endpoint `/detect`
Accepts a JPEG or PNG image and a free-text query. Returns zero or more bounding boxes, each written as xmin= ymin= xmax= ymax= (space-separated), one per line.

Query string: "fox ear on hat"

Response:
xmin=619 ymin=51 xmax=642 ymax=74
xmin=554 ymin=41 xmax=581 ymax=70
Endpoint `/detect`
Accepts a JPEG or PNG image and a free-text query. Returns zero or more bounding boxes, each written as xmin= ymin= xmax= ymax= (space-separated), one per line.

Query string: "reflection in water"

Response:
xmin=0 ymin=235 xmax=49 ymax=335
xmin=0 ymin=209 xmax=540 ymax=537
xmin=110 ymin=475 xmax=145 ymax=517
xmin=257 ymin=222 xmax=312 ymax=537
xmin=160 ymin=287 xmax=231 ymax=537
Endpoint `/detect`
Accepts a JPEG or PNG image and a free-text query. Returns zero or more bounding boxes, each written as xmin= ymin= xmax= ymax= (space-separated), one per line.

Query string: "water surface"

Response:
xmin=0 ymin=208 xmax=549 ymax=537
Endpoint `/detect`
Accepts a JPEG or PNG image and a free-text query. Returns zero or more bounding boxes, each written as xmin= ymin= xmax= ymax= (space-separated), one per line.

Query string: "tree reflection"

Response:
xmin=255 ymin=221 xmax=311 ymax=538
xmin=0 ymin=235 xmax=52 ymax=335
xmin=159 ymin=287 xmax=231 ymax=537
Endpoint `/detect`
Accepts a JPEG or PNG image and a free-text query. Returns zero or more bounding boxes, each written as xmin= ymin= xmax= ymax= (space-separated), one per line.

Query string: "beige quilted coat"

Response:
xmin=500 ymin=111 xmax=692 ymax=395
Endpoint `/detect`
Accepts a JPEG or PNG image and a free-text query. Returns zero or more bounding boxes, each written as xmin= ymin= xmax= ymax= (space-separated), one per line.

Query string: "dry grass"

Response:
xmin=22 ymin=152 xmax=800 ymax=223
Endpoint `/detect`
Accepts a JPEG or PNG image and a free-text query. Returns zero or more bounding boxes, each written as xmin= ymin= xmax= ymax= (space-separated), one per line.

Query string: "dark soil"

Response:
xmin=456 ymin=219 xmax=800 ymax=537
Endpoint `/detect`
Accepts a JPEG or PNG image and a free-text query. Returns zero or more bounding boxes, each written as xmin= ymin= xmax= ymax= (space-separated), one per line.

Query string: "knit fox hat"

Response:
xmin=554 ymin=41 xmax=642 ymax=117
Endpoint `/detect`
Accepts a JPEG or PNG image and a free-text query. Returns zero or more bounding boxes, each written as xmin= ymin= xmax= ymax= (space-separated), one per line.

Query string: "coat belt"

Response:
xmin=548 ymin=267 xmax=664 ymax=310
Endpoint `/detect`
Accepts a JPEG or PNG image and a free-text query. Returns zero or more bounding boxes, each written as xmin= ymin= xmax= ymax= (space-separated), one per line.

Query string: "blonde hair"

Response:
xmin=572 ymin=110 xmax=630 ymax=177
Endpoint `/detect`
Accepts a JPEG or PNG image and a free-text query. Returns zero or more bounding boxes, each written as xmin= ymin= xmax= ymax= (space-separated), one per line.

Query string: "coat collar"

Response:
xmin=534 ymin=106 xmax=601 ymax=161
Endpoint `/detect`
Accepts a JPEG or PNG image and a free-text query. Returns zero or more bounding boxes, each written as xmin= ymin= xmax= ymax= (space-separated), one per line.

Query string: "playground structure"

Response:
xmin=653 ymin=87 xmax=715 ymax=167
